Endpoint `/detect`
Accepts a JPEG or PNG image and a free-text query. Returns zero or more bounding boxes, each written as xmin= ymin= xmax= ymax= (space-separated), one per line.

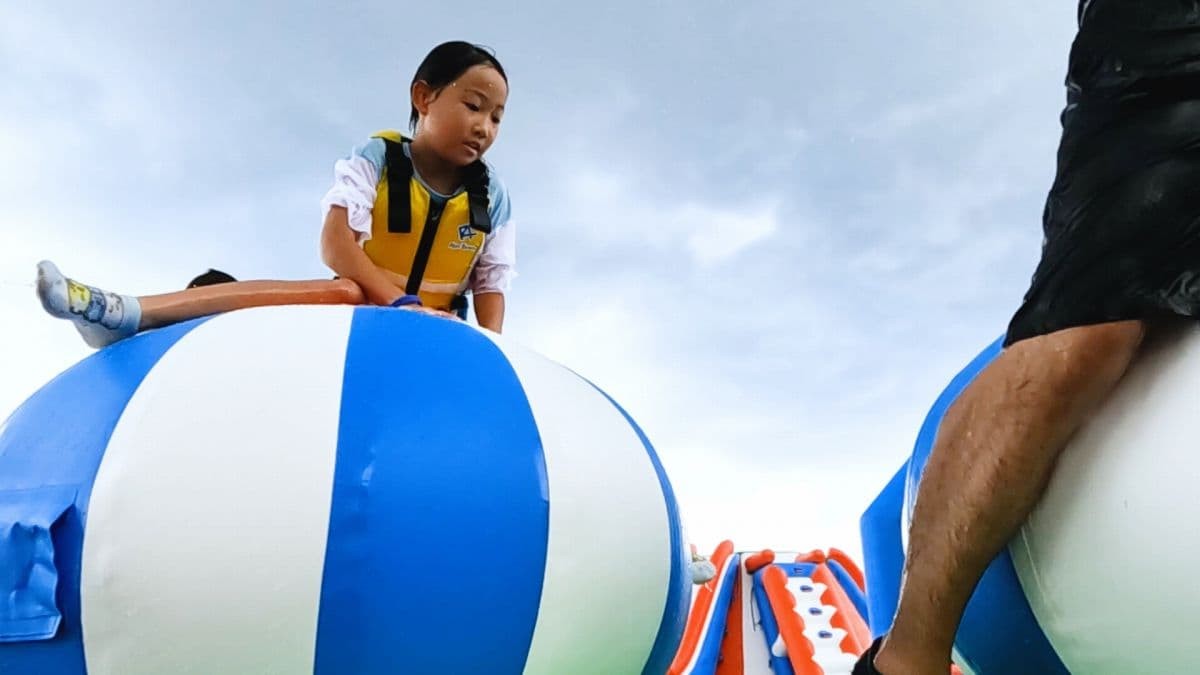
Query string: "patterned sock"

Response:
xmin=36 ymin=260 xmax=142 ymax=348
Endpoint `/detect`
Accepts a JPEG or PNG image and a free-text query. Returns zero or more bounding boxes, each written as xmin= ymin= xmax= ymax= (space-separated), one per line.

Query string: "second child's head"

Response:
xmin=409 ymin=42 xmax=508 ymax=168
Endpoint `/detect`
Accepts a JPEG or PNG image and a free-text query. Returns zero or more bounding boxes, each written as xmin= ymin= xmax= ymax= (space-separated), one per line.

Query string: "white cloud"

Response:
xmin=0 ymin=7 xmax=183 ymax=161
xmin=862 ymin=69 xmax=1025 ymax=141
xmin=683 ymin=201 xmax=779 ymax=266
xmin=0 ymin=286 xmax=92 ymax=419
xmin=554 ymin=163 xmax=784 ymax=267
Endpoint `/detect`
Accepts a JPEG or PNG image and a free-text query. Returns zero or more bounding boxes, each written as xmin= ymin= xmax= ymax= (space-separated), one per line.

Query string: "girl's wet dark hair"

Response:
xmin=410 ymin=41 xmax=508 ymax=131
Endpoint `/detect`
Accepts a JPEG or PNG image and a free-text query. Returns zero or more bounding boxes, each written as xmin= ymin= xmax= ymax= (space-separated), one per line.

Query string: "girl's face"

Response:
xmin=413 ymin=65 xmax=508 ymax=167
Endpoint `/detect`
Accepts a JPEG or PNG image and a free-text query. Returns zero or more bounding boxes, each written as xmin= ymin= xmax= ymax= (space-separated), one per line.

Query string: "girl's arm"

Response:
xmin=473 ymin=292 xmax=505 ymax=333
xmin=320 ymin=206 xmax=404 ymax=306
xmin=467 ymin=215 xmax=516 ymax=332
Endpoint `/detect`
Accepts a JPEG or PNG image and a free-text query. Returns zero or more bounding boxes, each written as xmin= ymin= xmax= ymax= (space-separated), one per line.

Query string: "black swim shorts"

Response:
xmin=1006 ymin=0 xmax=1200 ymax=345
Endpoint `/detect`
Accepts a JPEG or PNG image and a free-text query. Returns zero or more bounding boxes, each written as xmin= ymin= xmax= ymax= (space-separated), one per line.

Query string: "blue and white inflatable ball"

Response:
xmin=0 ymin=305 xmax=689 ymax=674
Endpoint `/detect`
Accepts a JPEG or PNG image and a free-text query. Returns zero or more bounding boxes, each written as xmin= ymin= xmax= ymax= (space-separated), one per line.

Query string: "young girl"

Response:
xmin=36 ymin=41 xmax=516 ymax=347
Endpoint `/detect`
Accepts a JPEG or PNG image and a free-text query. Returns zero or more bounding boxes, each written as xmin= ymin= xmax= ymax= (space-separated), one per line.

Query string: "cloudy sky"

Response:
xmin=1 ymin=2 xmax=1078 ymax=560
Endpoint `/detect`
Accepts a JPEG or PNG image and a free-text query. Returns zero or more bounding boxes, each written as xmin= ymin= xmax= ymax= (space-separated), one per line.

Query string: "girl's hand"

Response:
xmin=398 ymin=304 xmax=460 ymax=320
xmin=388 ymin=293 xmax=461 ymax=321
xmin=322 ymin=207 xmax=411 ymax=306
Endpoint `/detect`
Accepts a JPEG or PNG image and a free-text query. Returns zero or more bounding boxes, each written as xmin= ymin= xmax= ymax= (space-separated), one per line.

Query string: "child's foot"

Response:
xmin=690 ymin=555 xmax=717 ymax=584
xmin=36 ymin=260 xmax=142 ymax=348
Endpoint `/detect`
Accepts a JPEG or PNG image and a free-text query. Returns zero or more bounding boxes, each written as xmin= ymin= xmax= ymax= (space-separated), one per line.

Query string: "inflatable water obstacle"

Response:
xmin=668 ymin=543 xmax=884 ymax=675
xmin=3 ymin=305 xmax=1197 ymax=673
xmin=0 ymin=305 xmax=687 ymax=674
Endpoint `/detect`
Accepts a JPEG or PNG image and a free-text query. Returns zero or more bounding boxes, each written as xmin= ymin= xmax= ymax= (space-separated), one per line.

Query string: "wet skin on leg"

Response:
xmin=874 ymin=320 xmax=1146 ymax=674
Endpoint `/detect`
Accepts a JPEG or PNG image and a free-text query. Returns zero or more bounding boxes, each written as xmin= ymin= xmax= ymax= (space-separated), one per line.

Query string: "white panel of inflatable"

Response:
xmin=1012 ymin=322 xmax=1200 ymax=673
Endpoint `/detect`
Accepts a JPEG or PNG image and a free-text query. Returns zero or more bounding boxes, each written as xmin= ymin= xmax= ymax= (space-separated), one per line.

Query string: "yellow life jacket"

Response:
xmin=362 ymin=130 xmax=493 ymax=311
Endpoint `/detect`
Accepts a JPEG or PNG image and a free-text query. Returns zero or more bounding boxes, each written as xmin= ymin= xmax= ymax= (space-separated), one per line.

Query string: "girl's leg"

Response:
xmin=36 ymin=260 xmax=364 ymax=348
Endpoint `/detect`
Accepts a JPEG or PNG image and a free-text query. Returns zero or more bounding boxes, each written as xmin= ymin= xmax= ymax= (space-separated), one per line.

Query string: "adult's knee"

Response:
xmin=1062 ymin=320 xmax=1144 ymax=360
xmin=332 ymin=278 xmax=366 ymax=305
xmin=1022 ymin=320 xmax=1146 ymax=382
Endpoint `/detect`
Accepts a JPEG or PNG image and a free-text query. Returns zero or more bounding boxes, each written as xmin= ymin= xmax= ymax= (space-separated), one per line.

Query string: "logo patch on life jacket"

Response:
xmin=449 ymin=223 xmax=481 ymax=252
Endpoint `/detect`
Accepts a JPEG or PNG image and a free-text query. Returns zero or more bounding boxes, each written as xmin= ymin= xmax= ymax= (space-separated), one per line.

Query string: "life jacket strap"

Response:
xmin=463 ymin=162 xmax=493 ymax=235
xmin=381 ymin=138 xmax=415 ymax=234
xmin=381 ymin=137 xmax=494 ymax=236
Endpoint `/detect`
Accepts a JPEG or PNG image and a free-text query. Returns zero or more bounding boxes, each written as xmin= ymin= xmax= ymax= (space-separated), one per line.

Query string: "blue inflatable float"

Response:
xmin=0 ymin=305 xmax=689 ymax=674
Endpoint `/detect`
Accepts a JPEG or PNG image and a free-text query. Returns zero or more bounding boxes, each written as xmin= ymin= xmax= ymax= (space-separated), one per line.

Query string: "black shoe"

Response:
xmin=851 ymin=637 xmax=885 ymax=675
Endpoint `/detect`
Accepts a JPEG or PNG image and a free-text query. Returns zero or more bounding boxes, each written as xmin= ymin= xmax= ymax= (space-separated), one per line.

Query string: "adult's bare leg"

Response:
xmin=873 ymin=320 xmax=1145 ymax=674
